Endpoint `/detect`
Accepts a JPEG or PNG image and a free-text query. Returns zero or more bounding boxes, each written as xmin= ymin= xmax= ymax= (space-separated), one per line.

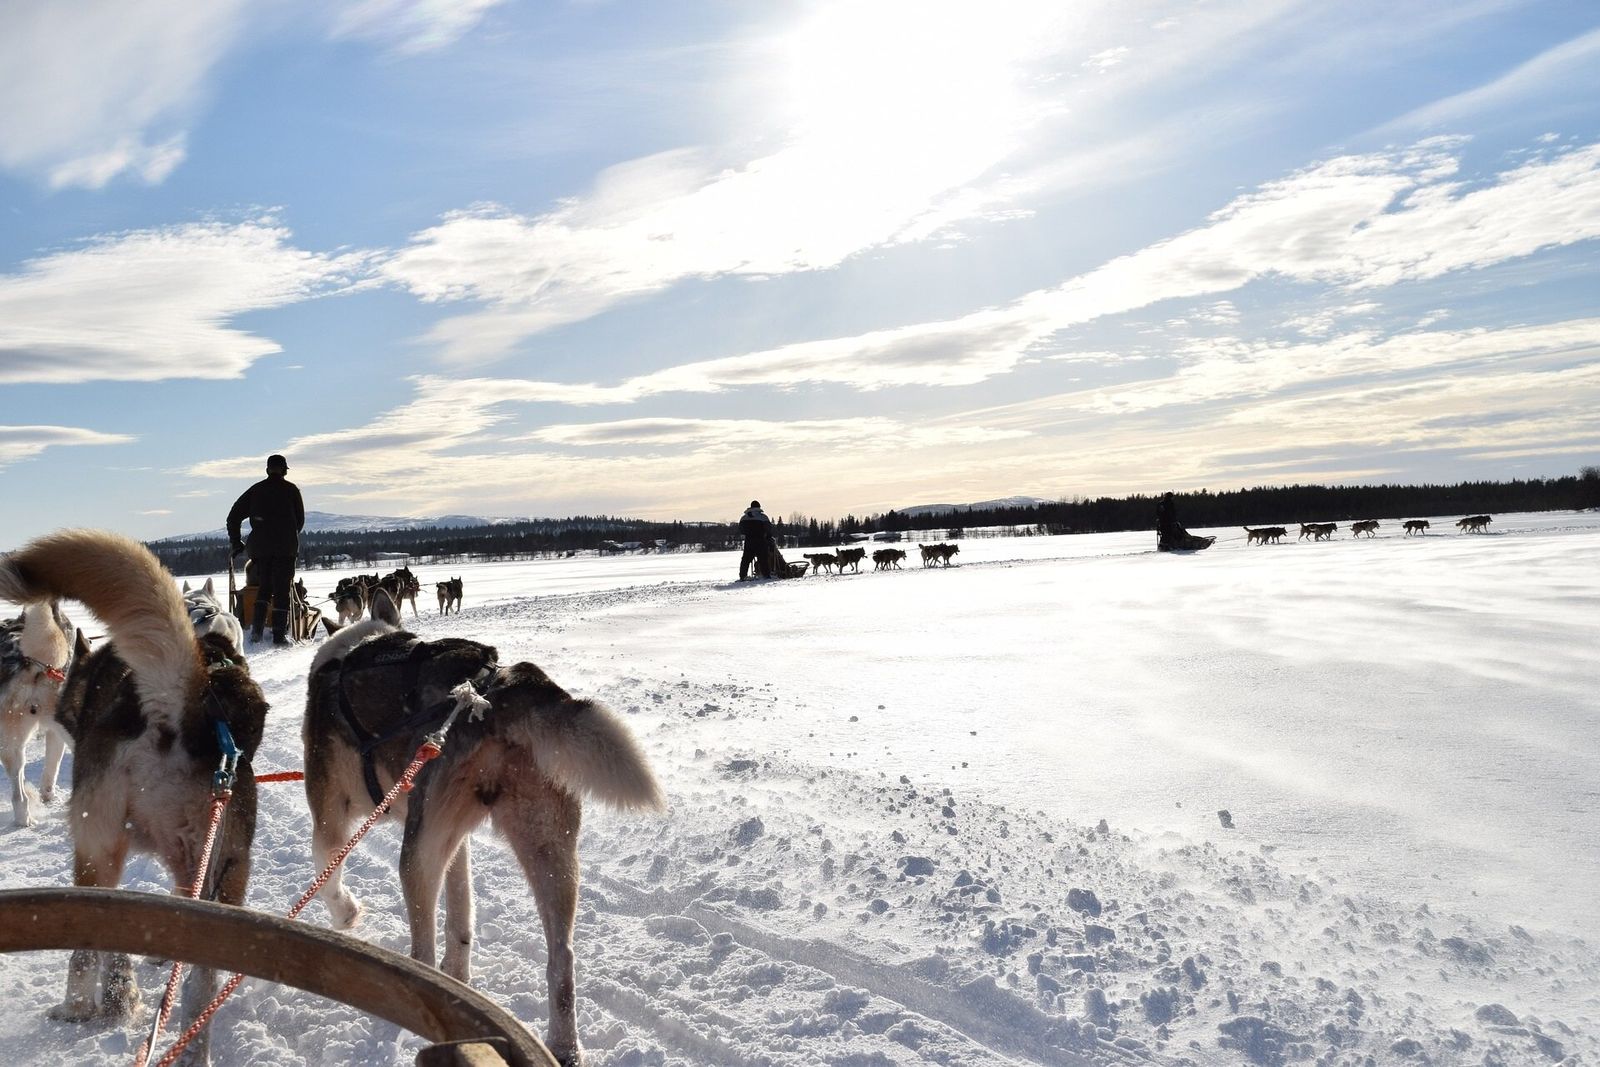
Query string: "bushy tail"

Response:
xmin=518 ymin=697 xmax=664 ymax=811
xmin=0 ymin=529 xmax=197 ymax=729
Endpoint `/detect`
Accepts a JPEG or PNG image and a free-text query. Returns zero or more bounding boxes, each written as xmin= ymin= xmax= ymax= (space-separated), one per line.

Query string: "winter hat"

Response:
xmin=267 ymin=454 xmax=289 ymax=473
xmin=750 ymin=500 xmax=761 ymax=508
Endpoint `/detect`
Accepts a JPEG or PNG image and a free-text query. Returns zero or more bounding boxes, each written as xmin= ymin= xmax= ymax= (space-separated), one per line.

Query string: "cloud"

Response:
xmin=1379 ymin=26 xmax=1600 ymax=133
xmin=518 ymin=416 xmax=1026 ymax=450
xmin=0 ymin=218 xmax=375 ymax=385
xmin=408 ymin=139 xmax=1600 ymax=403
xmin=0 ymin=0 xmax=247 ymax=187
xmin=329 ymin=0 xmax=510 ymax=54
xmin=0 ymin=425 xmax=134 ymax=468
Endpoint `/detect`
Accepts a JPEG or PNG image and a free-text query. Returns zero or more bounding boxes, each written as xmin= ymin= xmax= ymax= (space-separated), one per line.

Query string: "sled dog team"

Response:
xmin=800 ymin=542 xmax=959 ymax=574
xmin=331 ymin=568 xmax=468 ymax=624
xmin=1241 ymin=515 xmax=1492 ymax=544
xmin=0 ymin=528 xmax=660 ymax=1067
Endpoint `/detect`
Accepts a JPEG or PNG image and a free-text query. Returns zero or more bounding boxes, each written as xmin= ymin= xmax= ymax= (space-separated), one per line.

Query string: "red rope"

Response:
xmin=254 ymin=770 xmax=305 ymax=784
xmin=133 ymin=794 xmax=229 ymax=1067
xmin=151 ymin=743 xmax=441 ymax=1067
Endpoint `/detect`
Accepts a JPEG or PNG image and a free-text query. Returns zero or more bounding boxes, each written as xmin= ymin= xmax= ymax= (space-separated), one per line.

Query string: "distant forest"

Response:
xmin=148 ymin=469 xmax=1600 ymax=575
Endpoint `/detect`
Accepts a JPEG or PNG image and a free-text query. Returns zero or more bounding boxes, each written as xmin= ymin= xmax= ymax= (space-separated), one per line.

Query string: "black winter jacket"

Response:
xmin=227 ymin=475 xmax=306 ymax=557
xmin=738 ymin=506 xmax=772 ymax=545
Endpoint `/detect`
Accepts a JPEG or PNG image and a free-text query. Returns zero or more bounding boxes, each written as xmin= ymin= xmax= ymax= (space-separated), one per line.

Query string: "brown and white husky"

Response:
xmin=305 ymin=591 xmax=662 ymax=1066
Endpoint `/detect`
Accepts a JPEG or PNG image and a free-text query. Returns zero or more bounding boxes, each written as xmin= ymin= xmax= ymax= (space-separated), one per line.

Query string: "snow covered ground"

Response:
xmin=3 ymin=511 xmax=1597 ymax=1066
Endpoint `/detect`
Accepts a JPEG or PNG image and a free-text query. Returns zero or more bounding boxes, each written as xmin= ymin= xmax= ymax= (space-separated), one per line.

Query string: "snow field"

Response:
xmin=1 ymin=510 xmax=1597 ymax=1065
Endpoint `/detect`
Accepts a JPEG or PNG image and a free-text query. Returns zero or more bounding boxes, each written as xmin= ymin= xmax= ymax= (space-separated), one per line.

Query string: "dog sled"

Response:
xmin=1157 ymin=532 xmax=1216 ymax=552
xmin=229 ymin=565 xmax=323 ymax=641
xmin=0 ymin=887 xmax=559 ymax=1066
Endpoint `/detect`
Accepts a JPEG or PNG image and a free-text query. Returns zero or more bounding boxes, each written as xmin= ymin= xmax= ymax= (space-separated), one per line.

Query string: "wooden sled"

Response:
xmin=1158 ymin=533 xmax=1216 ymax=552
xmin=0 ymin=887 xmax=557 ymax=1066
xmin=232 ymin=583 xmax=323 ymax=641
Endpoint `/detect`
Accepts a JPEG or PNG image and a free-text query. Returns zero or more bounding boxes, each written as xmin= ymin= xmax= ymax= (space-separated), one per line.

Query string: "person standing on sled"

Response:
xmin=1156 ymin=491 xmax=1214 ymax=552
xmin=227 ymin=453 xmax=305 ymax=645
xmin=738 ymin=500 xmax=775 ymax=580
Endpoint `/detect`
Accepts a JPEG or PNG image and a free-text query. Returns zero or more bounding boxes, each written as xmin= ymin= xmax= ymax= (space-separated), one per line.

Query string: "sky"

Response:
xmin=2 ymin=0 xmax=1599 ymax=544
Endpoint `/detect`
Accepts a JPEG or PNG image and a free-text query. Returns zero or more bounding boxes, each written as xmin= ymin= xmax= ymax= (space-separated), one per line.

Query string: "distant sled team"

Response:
xmin=1240 ymin=514 xmax=1491 ymax=544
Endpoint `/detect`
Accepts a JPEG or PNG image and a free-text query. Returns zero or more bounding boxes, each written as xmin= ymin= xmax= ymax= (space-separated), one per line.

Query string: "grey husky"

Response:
xmin=305 ymin=591 xmax=662 ymax=1066
xmin=1 ymin=529 xmax=267 ymax=1065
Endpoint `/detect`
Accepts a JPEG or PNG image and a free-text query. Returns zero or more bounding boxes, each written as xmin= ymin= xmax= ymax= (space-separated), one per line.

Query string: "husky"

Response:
xmin=378 ymin=566 xmax=421 ymax=618
xmin=436 ymin=577 xmax=463 ymax=615
xmin=182 ymin=577 xmax=246 ymax=650
xmin=1 ymin=530 xmax=267 ymax=1063
xmin=872 ymin=548 xmax=906 ymax=570
xmin=1404 ymin=519 xmax=1430 ymax=535
xmin=802 ymin=552 xmax=837 ymax=575
xmin=1457 ymin=514 xmax=1493 ymax=533
xmin=0 ymin=602 xmax=83 ymax=826
xmin=834 ymin=547 xmax=867 ymax=574
xmin=1244 ymin=526 xmax=1268 ymax=546
xmin=1351 ymin=520 xmax=1380 ymax=538
xmin=304 ymin=592 xmax=662 ymax=1066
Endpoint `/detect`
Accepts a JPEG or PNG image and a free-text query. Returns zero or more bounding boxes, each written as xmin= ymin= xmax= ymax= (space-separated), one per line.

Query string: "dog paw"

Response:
xmin=440 ymin=951 xmax=471 ymax=984
xmin=46 ymin=999 xmax=98 ymax=1023
xmin=329 ymin=897 xmax=363 ymax=930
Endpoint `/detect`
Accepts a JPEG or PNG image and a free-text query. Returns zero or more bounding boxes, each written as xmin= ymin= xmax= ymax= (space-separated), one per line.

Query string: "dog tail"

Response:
xmin=0 ymin=528 xmax=197 ymax=729
xmin=510 ymin=691 xmax=664 ymax=812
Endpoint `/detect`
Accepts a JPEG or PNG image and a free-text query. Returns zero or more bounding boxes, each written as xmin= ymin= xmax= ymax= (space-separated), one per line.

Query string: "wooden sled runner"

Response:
xmin=0 ymin=887 xmax=558 ymax=1067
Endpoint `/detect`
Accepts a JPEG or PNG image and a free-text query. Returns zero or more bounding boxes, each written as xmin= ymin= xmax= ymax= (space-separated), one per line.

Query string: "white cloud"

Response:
xmin=410 ymin=139 xmax=1600 ymax=402
xmin=0 ymin=425 xmax=134 ymax=468
xmin=1280 ymin=301 xmax=1381 ymax=338
xmin=0 ymin=0 xmax=246 ymax=187
xmin=330 ymin=0 xmax=510 ymax=54
xmin=1380 ymin=26 xmax=1600 ymax=133
xmin=0 ymin=218 xmax=374 ymax=385
xmin=1084 ymin=46 xmax=1129 ymax=71
xmin=518 ymin=416 xmax=1026 ymax=450
xmin=1082 ymin=318 xmax=1600 ymax=415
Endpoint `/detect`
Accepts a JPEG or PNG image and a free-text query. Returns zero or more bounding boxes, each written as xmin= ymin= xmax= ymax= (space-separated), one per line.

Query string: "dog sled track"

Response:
xmin=588 ymin=872 xmax=1137 ymax=1067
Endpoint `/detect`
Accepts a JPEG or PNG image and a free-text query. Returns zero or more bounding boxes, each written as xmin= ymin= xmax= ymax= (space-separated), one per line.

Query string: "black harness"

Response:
xmin=333 ymin=638 xmax=498 ymax=805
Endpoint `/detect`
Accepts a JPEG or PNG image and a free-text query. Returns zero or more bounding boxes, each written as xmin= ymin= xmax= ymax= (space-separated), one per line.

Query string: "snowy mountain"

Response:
xmin=897 ymin=495 xmax=1053 ymax=517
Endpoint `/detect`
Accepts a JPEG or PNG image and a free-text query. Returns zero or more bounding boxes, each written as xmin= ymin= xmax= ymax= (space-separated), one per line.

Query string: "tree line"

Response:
xmin=146 ymin=469 xmax=1599 ymax=573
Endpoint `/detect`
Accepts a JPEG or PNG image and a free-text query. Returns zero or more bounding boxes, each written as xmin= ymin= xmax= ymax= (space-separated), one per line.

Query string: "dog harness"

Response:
xmin=331 ymin=636 xmax=499 ymax=805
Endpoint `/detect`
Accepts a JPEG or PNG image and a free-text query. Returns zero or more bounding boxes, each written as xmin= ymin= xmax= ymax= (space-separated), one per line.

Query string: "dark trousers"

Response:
xmin=250 ymin=554 xmax=295 ymax=639
xmin=739 ymin=540 xmax=771 ymax=580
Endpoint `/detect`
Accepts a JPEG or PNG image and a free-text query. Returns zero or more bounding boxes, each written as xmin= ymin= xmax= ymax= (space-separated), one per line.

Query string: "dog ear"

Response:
xmin=203 ymin=577 xmax=216 ymax=596
xmin=72 ymin=627 xmax=92 ymax=665
xmin=370 ymin=589 xmax=401 ymax=626
xmin=182 ymin=580 xmax=191 ymax=593
xmin=322 ymin=616 xmax=342 ymax=637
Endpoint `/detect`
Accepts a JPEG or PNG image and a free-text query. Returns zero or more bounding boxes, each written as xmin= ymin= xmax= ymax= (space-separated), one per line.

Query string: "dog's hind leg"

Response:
xmin=49 ymin=843 xmax=136 ymax=1022
xmin=494 ymin=778 xmax=583 ymax=1067
xmin=1 ymin=713 xmax=34 ymax=827
xmin=39 ymin=723 xmax=66 ymax=803
xmin=399 ymin=776 xmax=486 ymax=978
xmin=441 ymin=840 xmax=475 ymax=982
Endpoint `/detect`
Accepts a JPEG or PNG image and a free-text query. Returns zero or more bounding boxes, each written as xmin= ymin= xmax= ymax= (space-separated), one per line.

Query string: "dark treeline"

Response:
xmin=148 ymin=471 xmax=1599 ymax=573
xmin=151 ymin=516 xmax=727 ymax=576
xmin=794 ymin=472 xmax=1596 ymax=545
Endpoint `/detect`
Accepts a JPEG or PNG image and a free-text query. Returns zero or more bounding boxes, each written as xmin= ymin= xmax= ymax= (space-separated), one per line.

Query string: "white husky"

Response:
xmin=182 ymin=577 xmax=246 ymax=650
xmin=0 ymin=602 xmax=83 ymax=826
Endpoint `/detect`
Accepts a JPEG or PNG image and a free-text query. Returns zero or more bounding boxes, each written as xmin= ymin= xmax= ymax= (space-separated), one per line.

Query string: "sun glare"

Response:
xmin=777 ymin=1 xmax=1046 ymax=166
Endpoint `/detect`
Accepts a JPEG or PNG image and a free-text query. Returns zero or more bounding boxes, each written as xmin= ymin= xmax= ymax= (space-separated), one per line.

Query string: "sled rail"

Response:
xmin=0 ymin=888 xmax=555 ymax=1067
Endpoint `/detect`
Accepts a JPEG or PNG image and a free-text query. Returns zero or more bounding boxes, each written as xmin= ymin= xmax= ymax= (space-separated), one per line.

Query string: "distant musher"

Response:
xmin=1156 ymin=491 xmax=1215 ymax=552
xmin=738 ymin=500 xmax=774 ymax=580
xmin=227 ymin=453 xmax=306 ymax=644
